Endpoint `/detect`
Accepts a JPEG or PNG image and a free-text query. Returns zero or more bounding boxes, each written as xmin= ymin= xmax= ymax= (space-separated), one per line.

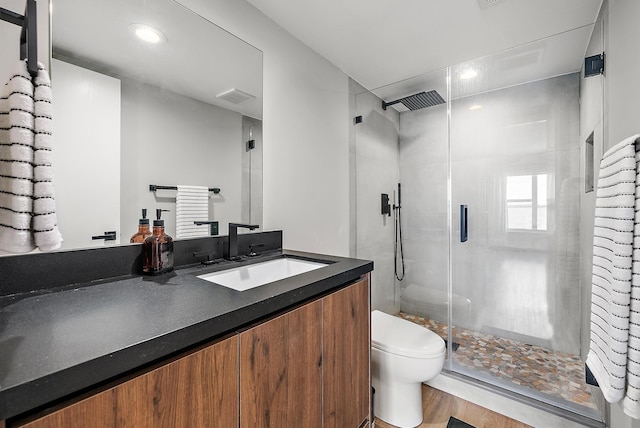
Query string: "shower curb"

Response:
xmin=429 ymin=371 xmax=605 ymax=428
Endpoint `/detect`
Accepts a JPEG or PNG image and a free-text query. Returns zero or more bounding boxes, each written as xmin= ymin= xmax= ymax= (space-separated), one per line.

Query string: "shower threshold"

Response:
xmin=433 ymin=370 xmax=605 ymax=428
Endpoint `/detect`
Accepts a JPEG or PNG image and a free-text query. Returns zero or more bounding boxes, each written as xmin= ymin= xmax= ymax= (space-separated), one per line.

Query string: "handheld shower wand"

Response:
xmin=394 ymin=183 xmax=405 ymax=281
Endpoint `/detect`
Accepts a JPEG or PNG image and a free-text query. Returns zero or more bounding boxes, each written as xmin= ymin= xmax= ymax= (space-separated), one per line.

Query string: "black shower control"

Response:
xmin=381 ymin=193 xmax=391 ymax=216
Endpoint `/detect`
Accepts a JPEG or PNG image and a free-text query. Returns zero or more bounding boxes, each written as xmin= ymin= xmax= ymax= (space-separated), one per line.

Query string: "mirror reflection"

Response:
xmin=50 ymin=0 xmax=263 ymax=251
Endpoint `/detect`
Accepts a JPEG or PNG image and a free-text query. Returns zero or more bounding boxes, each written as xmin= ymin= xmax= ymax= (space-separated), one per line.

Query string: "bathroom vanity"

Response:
xmin=0 ymin=237 xmax=373 ymax=428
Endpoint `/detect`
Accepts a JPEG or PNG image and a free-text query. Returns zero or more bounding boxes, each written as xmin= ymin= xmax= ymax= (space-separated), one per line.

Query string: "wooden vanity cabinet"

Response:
xmin=323 ymin=277 xmax=370 ymax=428
xmin=240 ymin=276 xmax=370 ymax=428
xmin=240 ymin=298 xmax=324 ymax=427
xmin=12 ymin=276 xmax=370 ymax=428
xmin=15 ymin=335 xmax=238 ymax=428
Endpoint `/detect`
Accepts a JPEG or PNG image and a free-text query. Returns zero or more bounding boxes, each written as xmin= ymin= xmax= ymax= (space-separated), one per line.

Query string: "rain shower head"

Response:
xmin=382 ymin=90 xmax=445 ymax=111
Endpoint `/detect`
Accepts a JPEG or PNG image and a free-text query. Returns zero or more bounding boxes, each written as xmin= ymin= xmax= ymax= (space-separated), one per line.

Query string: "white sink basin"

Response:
xmin=197 ymin=257 xmax=328 ymax=291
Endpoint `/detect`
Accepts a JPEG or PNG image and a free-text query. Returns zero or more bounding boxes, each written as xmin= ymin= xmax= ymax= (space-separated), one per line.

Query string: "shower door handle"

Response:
xmin=460 ymin=205 xmax=468 ymax=242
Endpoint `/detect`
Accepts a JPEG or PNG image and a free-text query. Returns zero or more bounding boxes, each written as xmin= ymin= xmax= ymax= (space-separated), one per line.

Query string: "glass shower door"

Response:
xmin=448 ymin=28 xmax=599 ymax=417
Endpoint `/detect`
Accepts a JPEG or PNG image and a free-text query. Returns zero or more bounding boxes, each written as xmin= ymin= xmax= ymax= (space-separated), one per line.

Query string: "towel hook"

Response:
xmin=0 ymin=0 xmax=38 ymax=77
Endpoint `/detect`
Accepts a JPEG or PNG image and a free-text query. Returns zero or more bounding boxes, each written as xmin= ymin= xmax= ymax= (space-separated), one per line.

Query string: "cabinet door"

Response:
xmin=323 ymin=277 xmax=370 ymax=428
xmin=240 ymin=300 xmax=323 ymax=428
xmin=16 ymin=336 xmax=238 ymax=428
xmin=114 ymin=335 xmax=238 ymax=427
xmin=14 ymin=390 xmax=116 ymax=428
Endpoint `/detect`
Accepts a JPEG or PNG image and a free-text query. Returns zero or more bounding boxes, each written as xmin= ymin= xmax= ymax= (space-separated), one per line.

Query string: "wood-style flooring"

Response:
xmin=374 ymin=384 xmax=532 ymax=428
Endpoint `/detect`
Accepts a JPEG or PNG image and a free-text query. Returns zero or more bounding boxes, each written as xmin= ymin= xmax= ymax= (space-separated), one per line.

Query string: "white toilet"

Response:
xmin=371 ymin=310 xmax=446 ymax=428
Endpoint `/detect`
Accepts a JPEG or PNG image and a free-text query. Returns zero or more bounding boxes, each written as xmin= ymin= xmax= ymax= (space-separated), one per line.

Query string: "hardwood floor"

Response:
xmin=374 ymin=384 xmax=532 ymax=428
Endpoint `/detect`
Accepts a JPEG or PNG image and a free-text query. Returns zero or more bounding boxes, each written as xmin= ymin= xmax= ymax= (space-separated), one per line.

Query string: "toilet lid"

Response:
xmin=371 ymin=310 xmax=445 ymax=358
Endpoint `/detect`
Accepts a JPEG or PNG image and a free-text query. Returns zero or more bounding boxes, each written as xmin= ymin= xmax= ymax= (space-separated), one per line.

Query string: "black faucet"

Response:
xmin=227 ymin=223 xmax=259 ymax=260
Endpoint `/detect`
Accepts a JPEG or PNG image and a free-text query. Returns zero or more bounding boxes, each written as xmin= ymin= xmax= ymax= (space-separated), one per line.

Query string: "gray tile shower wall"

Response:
xmin=353 ymin=82 xmax=400 ymax=314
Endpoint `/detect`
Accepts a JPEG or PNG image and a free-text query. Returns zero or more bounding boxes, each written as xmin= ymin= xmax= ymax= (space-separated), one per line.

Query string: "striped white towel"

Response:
xmin=0 ymin=60 xmax=36 ymax=253
xmin=32 ymin=64 xmax=62 ymax=252
xmin=587 ymin=134 xmax=640 ymax=403
xmin=176 ymin=185 xmax=209 ymax=239
xmin=624 ymin=140 xmax=640 ymax=418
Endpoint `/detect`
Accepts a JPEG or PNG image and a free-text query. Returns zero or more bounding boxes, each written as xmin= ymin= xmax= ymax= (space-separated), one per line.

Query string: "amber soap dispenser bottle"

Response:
xmin=130 ymin=209 xmax=152 ymax=243
xmin=143 ymin=209 xmax=174 ymax=275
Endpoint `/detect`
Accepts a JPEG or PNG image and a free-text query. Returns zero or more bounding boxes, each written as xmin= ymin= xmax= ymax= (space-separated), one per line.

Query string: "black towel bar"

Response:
xmin=149 ymin=185 xmax=221 ymax=194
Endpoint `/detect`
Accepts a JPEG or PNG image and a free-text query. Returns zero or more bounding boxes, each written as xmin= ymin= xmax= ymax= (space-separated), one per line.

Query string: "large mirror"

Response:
xmin=49 ymin=0 xmax=263 ymax=251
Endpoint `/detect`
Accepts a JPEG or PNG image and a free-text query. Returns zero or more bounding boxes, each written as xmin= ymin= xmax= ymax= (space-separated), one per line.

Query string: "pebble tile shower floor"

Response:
xmin=398 ymin=312 xmax=596 ymax=410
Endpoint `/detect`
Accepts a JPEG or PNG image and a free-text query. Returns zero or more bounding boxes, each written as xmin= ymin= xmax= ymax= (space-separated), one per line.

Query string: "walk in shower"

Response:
xmin=353 ymin=23 xmax=604 ymax=424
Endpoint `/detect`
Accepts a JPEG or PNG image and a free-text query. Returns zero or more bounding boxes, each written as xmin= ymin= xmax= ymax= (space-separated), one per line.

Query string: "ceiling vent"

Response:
xmin=216 ymin=88 xmax=255 ymax=104
xmin=477 ymin=0 xmax=502 ymax=8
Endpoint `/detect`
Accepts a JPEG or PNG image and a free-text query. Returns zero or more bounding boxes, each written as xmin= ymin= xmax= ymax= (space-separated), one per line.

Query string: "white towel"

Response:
xmin=587 ymin=134 xmax=640 ymax=403
xmin=32 ymin=63 xmax=62 ymax=252
xmin=624 ymin=142 xmax=640 ymax=418
xmin=0 ymin=60 xmax=36 ymax=253
xmin=0 ymin=61 xmax=62 ymax=253
xmin=176 ymin=185 xmax=210 ymax=239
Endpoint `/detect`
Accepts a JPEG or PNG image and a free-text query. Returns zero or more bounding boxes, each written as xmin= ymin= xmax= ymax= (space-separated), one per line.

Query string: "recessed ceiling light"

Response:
xmin=129 ymin=23 xmax=167 ymax=44
xmin=460 ymin=69 xmax=478 ymax=80
xmin=469 ymin=105 xmax=483 ymax=111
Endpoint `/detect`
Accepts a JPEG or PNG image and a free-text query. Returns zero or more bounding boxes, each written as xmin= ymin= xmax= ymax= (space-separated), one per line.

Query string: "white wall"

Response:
xmin=605 ymin=0 xmax=640 ymax=152
xmin=176 ymin=0 xmax=351 ymax=256
xmin=597 ymin=0 xmax=640 ymax=426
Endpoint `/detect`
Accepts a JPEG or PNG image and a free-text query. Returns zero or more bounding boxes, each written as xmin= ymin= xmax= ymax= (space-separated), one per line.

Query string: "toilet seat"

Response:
xmin=372 ymin=310 xmax=445 ymax=358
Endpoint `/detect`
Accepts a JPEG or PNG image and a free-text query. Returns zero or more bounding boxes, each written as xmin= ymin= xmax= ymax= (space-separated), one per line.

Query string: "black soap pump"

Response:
xmin=130 ymin=209 xmax=152 ymax=243
xmin=143 ymin=209 xmax=174 ymax=275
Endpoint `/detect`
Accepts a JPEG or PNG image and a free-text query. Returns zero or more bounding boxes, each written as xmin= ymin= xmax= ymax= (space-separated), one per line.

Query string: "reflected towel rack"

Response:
xmin=0 ymin=0 xmax=38 ymax=77
xmin=149 ymin=185 xmax=221 ymax=194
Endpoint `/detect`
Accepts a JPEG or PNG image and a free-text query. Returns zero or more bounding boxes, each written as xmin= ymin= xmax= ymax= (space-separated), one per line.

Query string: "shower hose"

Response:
xmin=394 ymin=201 xmax=405 ymax=281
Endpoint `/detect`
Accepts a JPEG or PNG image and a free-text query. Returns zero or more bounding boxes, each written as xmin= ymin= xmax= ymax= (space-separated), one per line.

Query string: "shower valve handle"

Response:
xmin=381 ymin=193 xmax=391 ymax=216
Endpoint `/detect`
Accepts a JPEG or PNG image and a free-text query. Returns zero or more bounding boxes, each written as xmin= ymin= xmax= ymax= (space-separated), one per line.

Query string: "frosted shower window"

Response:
xmin=506 ymin=174 xmax=548 ymax=231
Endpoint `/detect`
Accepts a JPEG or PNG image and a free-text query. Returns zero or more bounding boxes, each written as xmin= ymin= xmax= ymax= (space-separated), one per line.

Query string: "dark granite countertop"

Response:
xmin=0 ymin=249 xmax=373 ymax=421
